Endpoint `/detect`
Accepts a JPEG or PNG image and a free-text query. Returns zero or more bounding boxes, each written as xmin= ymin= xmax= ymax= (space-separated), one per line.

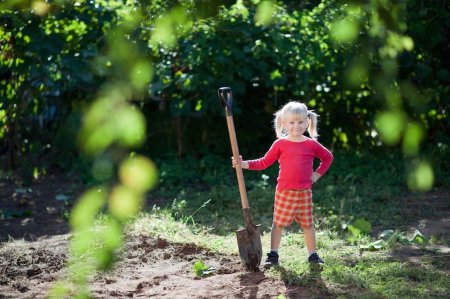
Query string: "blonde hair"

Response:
xmin=274 ymin=101 xmax=319 ymax=139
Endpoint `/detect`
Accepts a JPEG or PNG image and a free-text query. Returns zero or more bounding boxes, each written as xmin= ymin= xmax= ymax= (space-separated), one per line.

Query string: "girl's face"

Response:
xmin=283 ymin=113 xmax=308 ymax=139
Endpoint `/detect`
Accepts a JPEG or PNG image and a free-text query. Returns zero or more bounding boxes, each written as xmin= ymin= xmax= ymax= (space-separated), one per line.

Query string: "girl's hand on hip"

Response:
xmin=311 ymin=172 xmax=321 ymax=183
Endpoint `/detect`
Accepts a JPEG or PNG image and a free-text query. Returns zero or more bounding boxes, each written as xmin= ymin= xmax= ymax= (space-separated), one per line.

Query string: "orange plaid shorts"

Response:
xmin=273 ymin=189 xmax=313 ymax=228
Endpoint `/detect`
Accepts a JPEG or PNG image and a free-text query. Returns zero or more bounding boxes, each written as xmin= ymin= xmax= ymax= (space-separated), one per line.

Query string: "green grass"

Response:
xmin=135 ymin=149 xmax=450 ymax=298
xmin=278 ymin=231 xmax=448 ymax=298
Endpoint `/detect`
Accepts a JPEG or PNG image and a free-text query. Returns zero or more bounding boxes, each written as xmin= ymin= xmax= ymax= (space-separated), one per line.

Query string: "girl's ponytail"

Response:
xmin=307 ymin=110 xmax=319 ymax=139
xmin=274 ymin=111 xmax=284 ymax=138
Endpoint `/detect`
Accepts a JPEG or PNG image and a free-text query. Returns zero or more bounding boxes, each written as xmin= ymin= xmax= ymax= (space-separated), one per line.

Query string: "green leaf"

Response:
xmin=330 ymin=18 xmax=360 ymax=44
xmin=151 ymin=15 xmax=176 ymax=48
xmin=270 ymin=69 xmax=281 ymax=79
xmin=348 ymin=218 xmax=372 ymax=236
xmin=407 ymin=161 xmax=434 ymax=191
xmin=119 ymin=155 xmax=158 ymax=193
xmin=360 ymin=239 xmax=385 ymax=251
xmin=193 ymin=260 xmax=206 ymax=277
xmin=193 ymin=260 xmax=216 ymax=277
xmin=347 ymin=225 xmax=361 ymax=237
xmin=375 ymin=110 xmax=407 ymax=145
xmin=115 ymin=106 xmax=146 ymax=148
xmin=410 ymin=230 xmax=427 ymax=244
xmin=402 ymin=122 xmax=424 ymax=155
xmin=109 ymin=185 xmax=142 ymax=221
xmin=255 ymin=1 xmax=274 ymax=26
xmin=95 ymin=220 xmax=123 ymax=270
xmin=130 ymin=60 xmax=153 ymax=89
xmin=70 ymin=188 xmax=107 ymax=231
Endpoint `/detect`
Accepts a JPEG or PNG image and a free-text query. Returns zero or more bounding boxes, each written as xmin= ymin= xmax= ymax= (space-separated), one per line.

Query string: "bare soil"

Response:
xmin=1 ymin=233 xmax=312 ymax=299
xmin=0 ymin=174 xmax=449 ymax=298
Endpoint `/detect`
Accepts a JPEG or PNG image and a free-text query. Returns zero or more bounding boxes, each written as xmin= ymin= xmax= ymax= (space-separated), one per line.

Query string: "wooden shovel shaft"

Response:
xmin=225 ymin=115 xmax=249 ymax=209
xmin=218 ymin=87 xmax=262 ymax=271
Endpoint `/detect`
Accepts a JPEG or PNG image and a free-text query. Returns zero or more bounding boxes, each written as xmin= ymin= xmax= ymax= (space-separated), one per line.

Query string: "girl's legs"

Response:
xmin=264 ymin=223 xmax=283 ymax=269
xmin=271 ymin=223 xmax=283 ymax=251
xmin=272 ymin=223 xmax=316 ymax=253
xmin=304 ymin=226 xmax=324 ymax=263
xmin=303 ymin=226 xmax=316 ymax=254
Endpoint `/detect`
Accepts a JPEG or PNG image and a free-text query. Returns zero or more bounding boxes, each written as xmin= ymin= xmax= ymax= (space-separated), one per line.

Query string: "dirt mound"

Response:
xmin=0 ymin=234 xmax=69 ymax=298
xmin=89 ymin=235 xmax=288 ymax=298
xmin=0 ymin=234 xmax=299 ymax=298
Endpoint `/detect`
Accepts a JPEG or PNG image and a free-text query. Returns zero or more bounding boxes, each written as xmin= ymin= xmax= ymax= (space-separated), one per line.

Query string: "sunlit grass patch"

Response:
xmin=324 ymin=258 xmax=449 ymax=298
xmin=128 ymin=209 xmax=238 ymax=255
xmin=262 ymin=229 xmax=450 ymax=298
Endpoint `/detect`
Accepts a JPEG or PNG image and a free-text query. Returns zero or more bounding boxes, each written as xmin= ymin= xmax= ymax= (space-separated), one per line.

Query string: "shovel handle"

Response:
xmin=218 ymin=87 xmax=250 ymax=209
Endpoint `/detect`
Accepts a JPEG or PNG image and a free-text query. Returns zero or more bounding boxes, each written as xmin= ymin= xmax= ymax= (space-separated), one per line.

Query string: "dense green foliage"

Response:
xmin=1 ymin=0 xmax=449 ymax=168
xmin=0 ymin=1 xmax=114 ymax=168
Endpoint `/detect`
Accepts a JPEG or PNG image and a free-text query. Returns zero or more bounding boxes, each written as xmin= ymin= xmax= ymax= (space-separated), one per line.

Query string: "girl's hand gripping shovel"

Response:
xmin=218 ymin=87 xmax=262 ymax=271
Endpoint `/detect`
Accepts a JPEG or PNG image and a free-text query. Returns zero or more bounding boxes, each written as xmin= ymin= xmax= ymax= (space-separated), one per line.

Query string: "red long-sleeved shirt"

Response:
xmin=247 ymin=138 xmax=333 ymax=190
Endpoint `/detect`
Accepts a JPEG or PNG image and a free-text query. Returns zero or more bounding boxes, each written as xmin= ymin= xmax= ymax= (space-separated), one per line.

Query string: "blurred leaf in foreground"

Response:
xmin=408 ymin=161 xmax=434 ymax=191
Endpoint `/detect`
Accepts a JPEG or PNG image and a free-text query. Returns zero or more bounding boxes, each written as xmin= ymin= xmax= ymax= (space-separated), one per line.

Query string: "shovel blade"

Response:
xmin=236 ymin=209 xmax=262 ymax=271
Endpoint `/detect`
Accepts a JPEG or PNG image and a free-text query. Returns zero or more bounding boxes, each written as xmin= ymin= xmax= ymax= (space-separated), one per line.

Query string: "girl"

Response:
xmin=232 ymin=101 xmax=333 ymax=268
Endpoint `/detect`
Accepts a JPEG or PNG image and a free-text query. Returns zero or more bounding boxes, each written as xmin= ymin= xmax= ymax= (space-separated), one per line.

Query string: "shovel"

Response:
xmin=218 ymin=87 xmax=262 ymax=271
